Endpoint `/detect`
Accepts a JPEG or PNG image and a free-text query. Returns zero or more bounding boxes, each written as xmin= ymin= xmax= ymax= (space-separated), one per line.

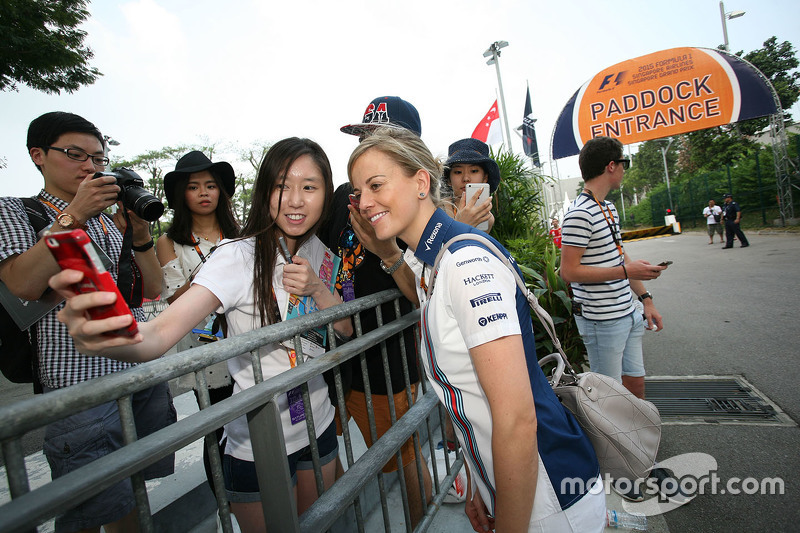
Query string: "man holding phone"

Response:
xmin=0 ymin=112 xmax=174 ymax=532
xmin=560 ymin=136 xmax=666 ymax=402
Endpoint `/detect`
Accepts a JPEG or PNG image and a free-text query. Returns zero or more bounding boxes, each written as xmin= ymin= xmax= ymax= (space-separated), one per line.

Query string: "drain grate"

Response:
xmin=644 ymin=375 xmax=796 ymax=426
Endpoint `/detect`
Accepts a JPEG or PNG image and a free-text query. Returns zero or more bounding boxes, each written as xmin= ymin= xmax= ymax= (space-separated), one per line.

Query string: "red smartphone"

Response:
xmin=45 ymin=229 xmax=139 ymax=337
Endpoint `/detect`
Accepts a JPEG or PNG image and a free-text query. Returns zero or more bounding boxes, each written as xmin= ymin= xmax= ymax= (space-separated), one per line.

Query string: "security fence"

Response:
xmin=0 ymin=289 xmax=463 ymax=533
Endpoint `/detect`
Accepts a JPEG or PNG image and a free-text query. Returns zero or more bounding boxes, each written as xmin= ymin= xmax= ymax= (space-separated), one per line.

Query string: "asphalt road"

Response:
xmin=626 ymin=230 xmax=800 ymax=533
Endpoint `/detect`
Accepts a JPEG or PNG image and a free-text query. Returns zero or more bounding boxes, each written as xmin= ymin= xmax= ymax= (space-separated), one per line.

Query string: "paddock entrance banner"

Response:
xmin=551 ymin=47 xmax=778 ymax=159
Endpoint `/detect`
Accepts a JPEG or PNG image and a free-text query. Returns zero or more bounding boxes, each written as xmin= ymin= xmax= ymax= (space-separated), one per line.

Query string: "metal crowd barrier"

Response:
xmin=0 ymin=289 xmax=463 ymax=533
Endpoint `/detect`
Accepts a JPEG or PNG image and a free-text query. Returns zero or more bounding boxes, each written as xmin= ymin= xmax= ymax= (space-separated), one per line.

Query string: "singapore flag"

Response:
xmin=471 ymin=100 xmax=503 ymax=145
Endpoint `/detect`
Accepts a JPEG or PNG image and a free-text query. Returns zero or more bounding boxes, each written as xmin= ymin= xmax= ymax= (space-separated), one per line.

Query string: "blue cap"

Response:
xmin=341 ymin=96 xmax=421 ymax=137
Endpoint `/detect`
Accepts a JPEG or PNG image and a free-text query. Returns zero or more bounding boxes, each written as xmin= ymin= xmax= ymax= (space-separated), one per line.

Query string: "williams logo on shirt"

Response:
xmin=469 ymin=292 xmax=502 ymax=308
xmin=478 ymin=313 xmax=508 ymax=326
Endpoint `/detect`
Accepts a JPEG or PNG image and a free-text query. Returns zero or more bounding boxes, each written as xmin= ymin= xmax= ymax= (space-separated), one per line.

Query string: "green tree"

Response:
xmin=0 ymin=0 xmax=101 ymax=94
xmin=741 ymin=37 xmax=800 ymax=131
xmin=113 ymin=145 xmax=197 ymax=236
xmin=490 ymin=149 xmax=545 ymax=241
xmin=234 ymin=141 xmax=270 ymax=224
xmin=621 ymin=139 xmax=678 ymax=199
xmin=683 ymin=37 xmax=800 ymax=171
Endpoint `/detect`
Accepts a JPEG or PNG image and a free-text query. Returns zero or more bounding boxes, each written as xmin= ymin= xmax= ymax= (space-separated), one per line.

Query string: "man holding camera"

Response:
xmin=0 ymin=112 xmax=174 ymax=532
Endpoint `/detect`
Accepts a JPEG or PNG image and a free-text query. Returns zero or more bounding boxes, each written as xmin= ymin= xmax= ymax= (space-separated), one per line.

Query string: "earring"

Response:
xmin=419 ymin=192 xmax=426 ymax=198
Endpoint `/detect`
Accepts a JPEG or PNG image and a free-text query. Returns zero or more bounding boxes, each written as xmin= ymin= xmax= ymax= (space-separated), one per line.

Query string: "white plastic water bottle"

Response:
xmin=606 ymin=509 xmax=647 ymax=530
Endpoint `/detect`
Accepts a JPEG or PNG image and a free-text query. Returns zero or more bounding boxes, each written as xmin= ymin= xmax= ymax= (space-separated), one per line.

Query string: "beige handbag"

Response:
xmin=430 ymin=234 xmax=661 ymax=481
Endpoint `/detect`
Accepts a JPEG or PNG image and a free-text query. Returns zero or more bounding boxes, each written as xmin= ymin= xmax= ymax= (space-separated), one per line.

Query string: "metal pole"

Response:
xmin=486 ymin=42 xmax=513 ymax=150
xmin=720 ymin=1 xmax=730 ymax=51
xmin=492 ymin=57 xmax=512 ymax=149
xmin=661 ymin=138 xmax=675 ymax=212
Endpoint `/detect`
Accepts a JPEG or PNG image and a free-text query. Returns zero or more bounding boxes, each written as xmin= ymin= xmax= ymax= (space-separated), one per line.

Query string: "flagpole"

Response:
xmin=483 ymin=41 xmax=512 ymax=151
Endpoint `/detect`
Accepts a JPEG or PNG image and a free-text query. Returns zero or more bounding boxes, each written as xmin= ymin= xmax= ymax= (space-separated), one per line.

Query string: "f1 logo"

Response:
xmin=599 ymin=71 xmax=627 ymax=90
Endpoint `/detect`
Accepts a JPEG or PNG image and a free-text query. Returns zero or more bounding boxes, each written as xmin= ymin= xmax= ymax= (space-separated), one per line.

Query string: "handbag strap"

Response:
xmin=427 ymin=233 xmax=576 ymax=375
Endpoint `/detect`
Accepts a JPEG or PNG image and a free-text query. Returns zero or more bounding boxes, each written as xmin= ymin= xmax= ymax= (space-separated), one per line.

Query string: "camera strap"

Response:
xmin=117 ymin=209 xmax=144 ymax=308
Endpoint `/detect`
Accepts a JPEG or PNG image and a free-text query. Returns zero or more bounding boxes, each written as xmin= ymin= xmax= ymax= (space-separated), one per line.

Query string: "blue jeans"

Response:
xmin=575 ymin=311 xmax=645 ymax=382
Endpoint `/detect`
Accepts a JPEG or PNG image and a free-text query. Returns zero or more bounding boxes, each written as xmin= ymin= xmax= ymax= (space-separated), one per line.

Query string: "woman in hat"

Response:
xmin=156 ymin=150 xmax=240 ymax=491
xmin=51 ymin=138 xmax=353 ymax=531
xmin=346 ymin=127 xmax=605 ymax=532
xmin=442 ymin=138 xmax=501 ymax=232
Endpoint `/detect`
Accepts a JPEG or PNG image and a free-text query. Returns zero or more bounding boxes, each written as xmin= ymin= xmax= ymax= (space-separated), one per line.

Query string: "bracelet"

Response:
xmin=132 ymin=239 xmax=155 ymax=252
xmin=621 ymin=263 xmax=629 ymax=280
xmin=380 ymin=255 xmax=404 ymax=275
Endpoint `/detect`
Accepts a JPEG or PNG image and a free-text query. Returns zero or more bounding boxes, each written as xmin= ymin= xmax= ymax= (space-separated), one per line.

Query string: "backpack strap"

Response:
xmin=427 ymin=233 xmax=575 ymax=375
xmin=20 ymin=197 xmax=51 ymax=235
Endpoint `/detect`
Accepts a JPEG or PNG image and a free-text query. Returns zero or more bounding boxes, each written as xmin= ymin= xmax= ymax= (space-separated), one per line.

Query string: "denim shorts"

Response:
xmin=575 ymin=310 xmax=646 ymax=381
xmin=223 ymin=421 xmax=339 ymax=503
xmin=42 ymin=382 xmax=176 ymax=532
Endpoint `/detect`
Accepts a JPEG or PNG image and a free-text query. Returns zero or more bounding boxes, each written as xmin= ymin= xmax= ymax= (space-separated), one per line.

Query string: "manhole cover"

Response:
xmin=645 ymin=375 xmax=796 ymax=426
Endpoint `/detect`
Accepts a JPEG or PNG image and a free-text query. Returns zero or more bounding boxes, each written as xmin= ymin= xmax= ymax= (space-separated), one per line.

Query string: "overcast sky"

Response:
xmin=2 ymin=0 xmax=799 ymax=198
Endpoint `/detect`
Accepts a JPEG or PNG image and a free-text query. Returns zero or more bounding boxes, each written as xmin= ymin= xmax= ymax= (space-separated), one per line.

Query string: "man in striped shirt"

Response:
xmin=560 ymin=136 xmax=666 ymax=400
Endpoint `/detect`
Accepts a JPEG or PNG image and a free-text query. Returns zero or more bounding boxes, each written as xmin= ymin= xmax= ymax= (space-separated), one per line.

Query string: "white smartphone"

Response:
xmin=465 ymin=183 xmax=490 ymax=231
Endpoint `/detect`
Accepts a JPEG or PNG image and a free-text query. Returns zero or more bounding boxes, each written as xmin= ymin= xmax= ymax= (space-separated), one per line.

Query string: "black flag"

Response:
xmin=523 ymin=84 xmax=541 ymax=166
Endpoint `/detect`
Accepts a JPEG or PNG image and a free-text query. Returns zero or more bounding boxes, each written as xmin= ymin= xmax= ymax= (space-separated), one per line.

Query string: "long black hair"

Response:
xmin=166 ymin=169 xmax=240 ymax=246
xmin=240 ymin=137 xmax=333 ymax=326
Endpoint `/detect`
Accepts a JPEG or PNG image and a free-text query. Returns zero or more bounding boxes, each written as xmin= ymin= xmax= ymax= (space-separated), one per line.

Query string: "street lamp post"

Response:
xmin=660 ymin=137 xmax=675 ymax=213
xmin=483 ymin=41 xmax=512 ymax=149
xmin=719 ymin=1 xmax=745 ymax=51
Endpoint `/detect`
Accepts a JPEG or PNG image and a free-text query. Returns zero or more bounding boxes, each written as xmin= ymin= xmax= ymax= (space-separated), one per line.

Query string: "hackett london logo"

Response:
xmin=424 ymin=222 xmax=443 ymax=251
xmin=469 ymin=293 xmax=502 ymax=308
xmin=463 ymin=273 xmax=495 ymax=286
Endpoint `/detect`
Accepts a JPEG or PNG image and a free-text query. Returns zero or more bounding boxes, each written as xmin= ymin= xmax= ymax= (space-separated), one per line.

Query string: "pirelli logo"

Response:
xmin=469 ymin=292 xmax=502 ymax=308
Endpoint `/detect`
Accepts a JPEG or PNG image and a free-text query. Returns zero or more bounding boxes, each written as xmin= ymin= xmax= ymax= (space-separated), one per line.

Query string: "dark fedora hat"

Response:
xmin=163 ymin=151 xmax=235 ymax=206
xmin=443 ymin=138 xmax=501 ymax=192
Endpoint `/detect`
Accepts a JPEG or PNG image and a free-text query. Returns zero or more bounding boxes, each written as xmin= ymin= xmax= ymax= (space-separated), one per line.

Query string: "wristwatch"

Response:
xmin=380 ymin=256 xmax=404 ymax=275
xmin=638 ymin=291 xmax=653 ymax=302
xmin=56 ymin=212 xmax=77 ymax=230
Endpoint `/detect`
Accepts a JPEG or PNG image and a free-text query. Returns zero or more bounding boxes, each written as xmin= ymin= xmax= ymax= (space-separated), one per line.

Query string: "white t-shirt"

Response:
xmin=193 ymin=236 xmax=335 ymax=460
xmin=703 ymin=205 xmax=722 ymax=225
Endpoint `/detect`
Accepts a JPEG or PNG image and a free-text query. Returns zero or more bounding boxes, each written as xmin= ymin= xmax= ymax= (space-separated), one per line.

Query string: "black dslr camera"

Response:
xmin=94 ymin=168 xmax=164 ymax=221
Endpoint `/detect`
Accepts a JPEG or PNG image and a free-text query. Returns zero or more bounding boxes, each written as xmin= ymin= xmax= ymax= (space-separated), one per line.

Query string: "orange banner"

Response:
xmin=552 ymin=47 xmax=778 ymax=158
xmin=576 ymin=48 xmax=736 ymax=144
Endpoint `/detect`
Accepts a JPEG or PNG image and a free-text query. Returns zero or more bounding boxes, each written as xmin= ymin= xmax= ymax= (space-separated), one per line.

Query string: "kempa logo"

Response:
xmin=560 ymin=453 xmax=784 ymax=517
xmin=455 ymin=256 xmax=490 ymax=267
xmin=424 ymin=222 xmax=443 ymax=251
xmin=463 ymin=273 xmax=495 ymax=286
xmin=470 ymin=293 xmax=502 ymax=308
xmin=478 ymin=313 xmax=507 ymax=326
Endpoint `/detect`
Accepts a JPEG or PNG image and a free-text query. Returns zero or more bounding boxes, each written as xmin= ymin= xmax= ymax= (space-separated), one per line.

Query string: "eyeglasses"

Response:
xmin=614 ymin=159 xmax=631 ymax=170
xmin=45 ymin=146 xmax=109 ymax=167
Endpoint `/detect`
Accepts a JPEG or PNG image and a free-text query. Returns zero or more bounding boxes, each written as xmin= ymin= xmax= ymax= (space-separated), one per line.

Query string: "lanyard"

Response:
xmin=583 ymin=190 xmax=623 ymax=257
xmin=38 ymin=197 xmax=109 ymax=235
xmin=191 ymin=231 xmax=222 ymax=263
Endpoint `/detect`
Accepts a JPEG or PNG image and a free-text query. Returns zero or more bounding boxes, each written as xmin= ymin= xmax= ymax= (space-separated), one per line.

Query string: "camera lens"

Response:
xmin=122 ymin=186 xmax=164 ymax=221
